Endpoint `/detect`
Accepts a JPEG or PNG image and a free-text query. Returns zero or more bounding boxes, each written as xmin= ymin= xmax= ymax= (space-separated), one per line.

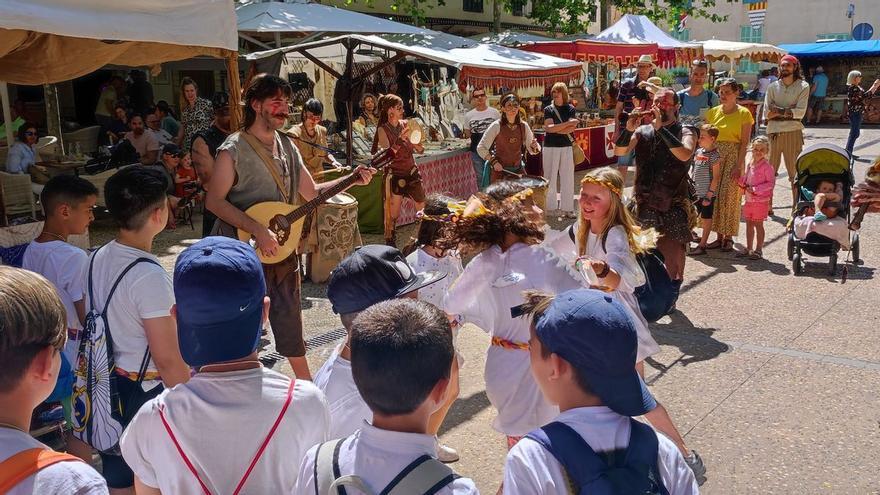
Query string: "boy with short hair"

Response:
xmin=22 ymin=175 xmax=98 ymax=462
xmin=315 ymin=245 xmax=445 ymax=439
xmin=690 ymin=124 xmax=722 ymax=256
xmin=0 ymin=266 xmax=108 ymax=494
xmin=295 ymin=298 xmax=478 ymax=495
xmin=120 ymin=237 xmax=330 ymax=494
xmin=503 ymin=289 xmax=699 ymax=494
xmin=79 ymin=166 xmax=190 ymax=492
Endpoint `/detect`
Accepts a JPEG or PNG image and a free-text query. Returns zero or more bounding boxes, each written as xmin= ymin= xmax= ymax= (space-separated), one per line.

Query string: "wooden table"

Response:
xmin=42 ymin=160 xmax=87 ymax=176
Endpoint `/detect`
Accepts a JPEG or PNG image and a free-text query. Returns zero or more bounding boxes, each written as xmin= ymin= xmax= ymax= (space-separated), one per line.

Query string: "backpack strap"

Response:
xmin=381 ymin=455 xmax=457 ymax=495
xmin=624 ymin=420 xmax=669 ymax=495
xmin=525 ymin=421 xmax=608 ymax=490
xmin=0 ymin=448 xmax=82 ymax=493
xmin=315 ymin=438 xmax=349 ymax=495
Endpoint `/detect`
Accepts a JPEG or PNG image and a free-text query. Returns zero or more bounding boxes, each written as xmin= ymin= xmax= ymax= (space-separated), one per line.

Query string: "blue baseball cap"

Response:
xmin=327 ymin=245 xmax=446 ymax=315
xmin=534 ymin=288 xmax=657 ymax=417
xmin=173 ymin=237 xmax=266 ymax=368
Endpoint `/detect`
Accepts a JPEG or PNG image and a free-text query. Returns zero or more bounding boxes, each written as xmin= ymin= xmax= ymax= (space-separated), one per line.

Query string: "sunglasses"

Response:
xmin=473 ymin=93 xmax=486 ymax=98
xmin=692 ymin=59 xmax=708 ymax=67
xmin=25 ymin=131 xmax=36 ymax=136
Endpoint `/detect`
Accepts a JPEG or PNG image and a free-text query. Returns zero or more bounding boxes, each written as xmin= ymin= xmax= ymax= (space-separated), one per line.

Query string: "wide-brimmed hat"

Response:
xmin=636 ymin=54 xmax=656 ymax=67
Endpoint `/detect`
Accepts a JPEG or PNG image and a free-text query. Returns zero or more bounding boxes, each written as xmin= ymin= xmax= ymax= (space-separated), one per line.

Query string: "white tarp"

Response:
xmin=469 ymin=30 xmax=555 ymax=47
xmin=701 ymin=39 xmax=787 ymax=63
xmin=594 ymin=14 xmax=700 ymax=49
xmin=1 ymin=0 xmax=238 ymax=50
xmin=237 ymin=0 xmax=426 ymax=35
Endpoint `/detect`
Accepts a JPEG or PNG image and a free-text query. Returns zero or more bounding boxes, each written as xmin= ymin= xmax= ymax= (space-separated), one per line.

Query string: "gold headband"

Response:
xmin=505 ymin=188 xmax=534 ymax=204
xmin=580 ymin=176 xmax=622 ymax=197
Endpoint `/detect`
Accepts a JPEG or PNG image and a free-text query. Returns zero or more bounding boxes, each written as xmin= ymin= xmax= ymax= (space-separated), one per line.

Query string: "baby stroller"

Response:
xmin=787 ymin=143 xmax=859 ymax=276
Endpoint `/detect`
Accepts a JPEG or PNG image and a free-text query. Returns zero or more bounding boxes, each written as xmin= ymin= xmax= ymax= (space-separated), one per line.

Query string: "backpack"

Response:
xmin=525 ymin=419 xmax=670 ymax=495
xmin=0 ymin=448 xmax=83 ymax=493
xmin=314 ymin=437 xmax=458 ymax=495
xmin=71 ymin=245 xmax=159 ymax=454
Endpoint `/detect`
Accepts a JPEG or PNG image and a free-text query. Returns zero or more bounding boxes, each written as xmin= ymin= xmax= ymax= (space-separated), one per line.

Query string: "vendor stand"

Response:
xmin=778 ymin=40 xmax=880 ymax=124
xmin=592 ymin=14 xmax=703 ymax=69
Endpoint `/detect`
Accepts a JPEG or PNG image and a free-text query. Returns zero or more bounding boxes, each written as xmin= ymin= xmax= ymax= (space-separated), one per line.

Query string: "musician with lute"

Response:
xmin=206 ymin=74 xmax=375 ymax=380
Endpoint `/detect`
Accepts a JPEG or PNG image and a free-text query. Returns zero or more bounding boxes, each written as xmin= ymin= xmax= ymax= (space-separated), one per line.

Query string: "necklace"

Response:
xmin=38 ymin=231 xmax=66 ymax=242
xmin=198 ymin=360 xmax=262 ymax=373
xmin=0 ymin=421 xmax=26 ymax=433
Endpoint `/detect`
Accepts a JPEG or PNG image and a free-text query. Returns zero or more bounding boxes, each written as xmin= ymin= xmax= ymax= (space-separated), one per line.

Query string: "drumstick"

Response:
xmin=314 ymin=166 xmax=351 ymax=178
xmin=502 ymin=169 xmax=523 ymax=179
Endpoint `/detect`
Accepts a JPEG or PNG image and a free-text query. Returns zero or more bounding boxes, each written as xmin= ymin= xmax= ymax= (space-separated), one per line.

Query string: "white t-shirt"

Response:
xmin=312 ymin=345 xmax=372 ymax=440
xmin=442 ymin=243 xmax=583 ymax=436
xmin=294 ymin=423 xmax=479 ymax=495
xmin=465 ymin=107 xmax=501 ymax=135
xmin=81 ymin=240 xmax=174 ymax=382
xmin=120 ymin=367 xmax=329 ymax=494
xmin=405 ymin=248 xmax=463 ymax=309
xmin=0 ymin=428 xmax=108 ymax=495
xmin=503 ymin=407 xmax=699 ymax=495
xmin=22 ymin=240 xmax=88 ymax=363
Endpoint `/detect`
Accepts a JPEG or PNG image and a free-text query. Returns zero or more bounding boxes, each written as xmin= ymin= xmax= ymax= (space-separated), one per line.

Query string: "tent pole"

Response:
xmin=344 ymin=40 xmax=357 ymax=168
xmin=44 ymin=84 xmax=64 ymax=156
xmin=226 ymin=52 xmax=243 ymax=130
xmin=0 ymin=82 xmax=12 ymax=147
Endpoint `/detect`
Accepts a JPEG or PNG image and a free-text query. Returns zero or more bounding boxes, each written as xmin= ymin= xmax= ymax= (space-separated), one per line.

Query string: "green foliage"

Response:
xmin=343 ymin=0 xmax=446 ymax=27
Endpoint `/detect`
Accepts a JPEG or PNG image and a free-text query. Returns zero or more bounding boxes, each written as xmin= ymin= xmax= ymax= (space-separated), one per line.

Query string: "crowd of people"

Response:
xmin=3 ymin=50 xmax=877 ymax=494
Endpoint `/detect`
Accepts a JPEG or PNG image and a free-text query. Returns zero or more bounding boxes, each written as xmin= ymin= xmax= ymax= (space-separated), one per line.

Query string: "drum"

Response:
xmin=308 ymin=193 xmax=362 ymax=283
xmin=515 ymin=175 xmax=549 ymax=214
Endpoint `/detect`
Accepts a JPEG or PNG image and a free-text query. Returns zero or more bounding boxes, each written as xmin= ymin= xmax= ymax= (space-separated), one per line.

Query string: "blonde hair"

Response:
xmin=576 ymin=167 xmax=656 ymax=256
xmin=847 ymin=70 xmax=862 ymax=85
xmin=750 ymin=135 xmax=770 ymax=153
xmin=550 ymin=82 xmax=570 ymax=104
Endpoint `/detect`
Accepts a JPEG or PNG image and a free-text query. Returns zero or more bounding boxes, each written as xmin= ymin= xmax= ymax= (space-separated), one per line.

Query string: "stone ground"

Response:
xmin=91 ymin=125 xmax=880 ymax=494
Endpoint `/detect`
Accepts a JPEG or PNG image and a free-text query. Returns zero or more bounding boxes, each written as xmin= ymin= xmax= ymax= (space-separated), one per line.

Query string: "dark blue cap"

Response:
xmin=535 ymin=288 xmax=657 ymax=417
xmin=326 ymin=245 xmax=446 ymax=315
xmin=173 ymin=237 xmax=266 ymax=367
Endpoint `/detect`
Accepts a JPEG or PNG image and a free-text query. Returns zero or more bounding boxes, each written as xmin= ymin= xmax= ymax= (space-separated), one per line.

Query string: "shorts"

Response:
xmin=743 ymin=200 xmax=769 ymax=222
xmin=617 ymin=149 xmax=634 ymax=166
xmin=264 ymin=255 xmax=306 ymax=357
xmin=390 ymin=171 xmax=426 ymax=204
xmin=695 ymin=197 xmax=715 ymax=219
xmin=809 ymin=96 xmax=826 ymax=112
xmin=99 ymin=376 xmax=164 ymax=488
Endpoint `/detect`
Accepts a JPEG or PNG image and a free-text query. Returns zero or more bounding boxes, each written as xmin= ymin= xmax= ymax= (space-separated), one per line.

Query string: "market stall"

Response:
xmin=778 ymin=40 xmax=880 ymax=124
xmin=592 ymin=14 xmax=703 ymax=69
xmin=701 ymin=39 xmax=787 ymax=73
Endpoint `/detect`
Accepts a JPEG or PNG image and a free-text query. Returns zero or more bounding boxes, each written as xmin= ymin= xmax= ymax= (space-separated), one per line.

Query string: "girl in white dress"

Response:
xmin=440 ymin=182 xmax=582 ymax=448
xmin=545 ymin=167 xmax=706 ymax=473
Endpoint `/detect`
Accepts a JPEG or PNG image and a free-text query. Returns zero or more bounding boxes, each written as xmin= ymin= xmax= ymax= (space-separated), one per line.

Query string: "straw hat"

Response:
xmin=636 ymin=54 xmax=656 ymax=67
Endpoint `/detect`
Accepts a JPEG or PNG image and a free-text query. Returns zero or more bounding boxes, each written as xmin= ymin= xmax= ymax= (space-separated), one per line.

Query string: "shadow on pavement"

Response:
xmin=440 ymin=390 xmax=491 ymax=436
xmin=645 ymin=311 xmax=731 ymax=385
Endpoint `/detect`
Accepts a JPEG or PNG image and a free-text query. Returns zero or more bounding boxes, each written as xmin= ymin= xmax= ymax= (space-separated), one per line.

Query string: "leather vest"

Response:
xmin=633 ymin=122 xmax=692 ymax=212
xmin=374 ymin=123 xmax=416 ymax=176
xmin=494 ymin=122 xmax=525 ymax=168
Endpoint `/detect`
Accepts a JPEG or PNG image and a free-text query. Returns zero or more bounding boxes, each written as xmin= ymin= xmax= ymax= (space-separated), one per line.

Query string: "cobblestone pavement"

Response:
xmin=92 ymin=125 xmax=880 ymax=494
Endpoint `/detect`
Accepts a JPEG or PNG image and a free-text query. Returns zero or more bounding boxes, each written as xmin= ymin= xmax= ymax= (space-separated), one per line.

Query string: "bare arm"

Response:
xmin=73 ymin=299 xmax=86 ymax=327
xmin=733 ymin=122 xmax=751 ymax=179
xmin=668 ymin=127 xmax=697 ymax=163
xmin=143 ymin=316 xmax=189 ymax=388
xmin=190 ymin=137 xmax=214 ymax=189
xmin=708 ymin=159 xmax=722 ymax=199
xmin=613 ymin=101 xmax=624 ymax=133
xmin=140 ymin=150 xmax=158 ymax=165
xmin=297 ymin=161 xmax=374 ymax=202
xmin=544 ymin=118 xmax=578 ymax=134
xmin=135 ymin=476 xmax=162 ymax=495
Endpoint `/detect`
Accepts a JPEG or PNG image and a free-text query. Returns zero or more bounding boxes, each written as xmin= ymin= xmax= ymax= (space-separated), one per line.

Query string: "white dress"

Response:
xmin=544 ymin=223 xmax=660 ymax=363
xmin=405 ymin=248 xmax=464 ymax=309
xmin=442 ymin=242 xmax=583 ymax=436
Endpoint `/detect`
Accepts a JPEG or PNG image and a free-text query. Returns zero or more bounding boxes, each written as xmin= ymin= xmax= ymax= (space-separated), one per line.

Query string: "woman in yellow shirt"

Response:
xmin=705 ymin=78 xmax=755 ymax=251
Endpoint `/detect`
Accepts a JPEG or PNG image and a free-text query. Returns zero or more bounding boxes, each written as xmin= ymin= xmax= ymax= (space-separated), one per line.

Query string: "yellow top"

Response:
xmin=288 ymin=124 xmax=329 ymax=181
xmin=705 ymin=105 xmax=755 ymax=143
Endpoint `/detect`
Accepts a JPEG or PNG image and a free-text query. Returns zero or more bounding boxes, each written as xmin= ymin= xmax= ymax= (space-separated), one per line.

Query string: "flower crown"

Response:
xmin=416 ymin=198 xmax=494 ymax=223
xmin=505 ymin=188 xmax=534 ymax=203
xmin=580 ymin=176 xmax=621 ymax=197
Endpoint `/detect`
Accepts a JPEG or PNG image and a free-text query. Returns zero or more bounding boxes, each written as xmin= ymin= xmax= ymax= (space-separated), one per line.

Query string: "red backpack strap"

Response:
xmin=159 ymin=378 xmax=297 ymax=495
xmin=0 ymin=448 xmax=83 ymax=493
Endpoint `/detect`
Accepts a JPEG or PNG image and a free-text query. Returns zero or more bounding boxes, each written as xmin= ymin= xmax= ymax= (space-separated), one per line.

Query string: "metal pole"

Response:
xmin=0 ymin=81 xmax=13 ymax=147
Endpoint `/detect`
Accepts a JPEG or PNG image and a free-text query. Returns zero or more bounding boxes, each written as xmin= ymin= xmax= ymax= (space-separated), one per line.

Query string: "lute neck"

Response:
xmin=286 ymin=174 xmax=358 ymax=223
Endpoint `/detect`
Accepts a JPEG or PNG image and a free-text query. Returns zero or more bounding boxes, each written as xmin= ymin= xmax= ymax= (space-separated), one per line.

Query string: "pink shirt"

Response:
xmin=739 ymin=158 xmax=775 ymax=203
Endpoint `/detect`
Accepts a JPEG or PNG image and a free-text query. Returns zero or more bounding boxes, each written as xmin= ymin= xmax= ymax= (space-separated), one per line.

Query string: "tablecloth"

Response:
xmin=526 ymin=123 xmax=617 ymax=176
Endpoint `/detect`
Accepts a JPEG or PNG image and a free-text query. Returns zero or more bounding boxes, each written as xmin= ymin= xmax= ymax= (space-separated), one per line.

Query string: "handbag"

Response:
xmin=550 ymin=105 xmax=586 ymax=165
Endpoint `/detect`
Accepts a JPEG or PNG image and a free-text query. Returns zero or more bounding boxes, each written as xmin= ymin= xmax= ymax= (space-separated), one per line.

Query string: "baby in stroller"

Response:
xmin=801 ymin=180 xmax=844 ymax=222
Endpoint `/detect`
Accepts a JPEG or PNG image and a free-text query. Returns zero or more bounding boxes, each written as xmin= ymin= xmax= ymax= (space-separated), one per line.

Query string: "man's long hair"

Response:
xmin=242 ymin=74 xmax=292 ymax=130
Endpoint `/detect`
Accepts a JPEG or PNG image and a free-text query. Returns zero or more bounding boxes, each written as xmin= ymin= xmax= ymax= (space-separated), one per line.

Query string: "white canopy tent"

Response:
xmin=237 ymin=0 xmax=426 ymax=37
xmin=593 ymin=14 xmax=700 ymax=49
xmin=469 ymin=30 xmax=555 ymax=47
xmin=0 ymin=0 xmax=241 ymax=144
xmin=701 ymin=39 xmax=787 ymax=66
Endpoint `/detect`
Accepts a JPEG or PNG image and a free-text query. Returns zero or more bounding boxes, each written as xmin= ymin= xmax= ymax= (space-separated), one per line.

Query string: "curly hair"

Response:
xmin=439 ymin=181 xmax=544 ymax=254
xmin=402 ymin=194 xmax=457 ymax=256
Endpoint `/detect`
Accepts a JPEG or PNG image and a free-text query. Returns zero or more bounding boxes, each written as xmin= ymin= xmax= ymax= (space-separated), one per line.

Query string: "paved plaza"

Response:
xmin=94 ymin=125 xmax=880 ymax=494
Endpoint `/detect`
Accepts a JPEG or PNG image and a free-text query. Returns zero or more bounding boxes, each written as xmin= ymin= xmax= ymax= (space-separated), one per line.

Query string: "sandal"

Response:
xmin=690 ymin=231 xmax=701 ymax=243
xmin=749 ymin=250 xmax=763 ymax=260
xmin=721 ymin=239 xmax=734 ymax=252
xmin=690 ymin=246 xmax=707 ymax=256
xmin=705 ymin=239 xmax=722 ymax=249
xmin=735 ymin=249 xmax=751 ymax=258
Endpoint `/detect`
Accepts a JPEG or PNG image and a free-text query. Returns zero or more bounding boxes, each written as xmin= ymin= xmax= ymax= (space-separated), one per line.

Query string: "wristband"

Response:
xmin=596 ymin=261 xmax=611 ymax=278
xmin=658 ymin=127 xmax=683 ymax=149
xmin=615 ymin=128 xmax=633 ymax=147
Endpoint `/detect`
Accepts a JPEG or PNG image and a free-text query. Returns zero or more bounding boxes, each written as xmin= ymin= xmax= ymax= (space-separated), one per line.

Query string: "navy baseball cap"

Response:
xmin=327 ymin=245 xmax=446 ymax=314
xmin=534 ymin=288 xmax=657 ymax=417
xmin=174 ymin=237 xmax=266 ymax=368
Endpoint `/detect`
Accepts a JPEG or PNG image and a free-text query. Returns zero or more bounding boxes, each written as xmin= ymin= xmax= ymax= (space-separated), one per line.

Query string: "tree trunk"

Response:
xmin=493 ymin=0 xmax=502 ymax=33
xmin=600 ymin=0 xmax=610 ymax=30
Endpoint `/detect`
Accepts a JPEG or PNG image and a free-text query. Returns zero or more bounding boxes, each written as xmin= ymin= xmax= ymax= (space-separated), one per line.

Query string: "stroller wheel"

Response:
xmin=793 ymin=254 xmax=803 ymax=276
xmin=829 ymin=254 xmax=837 ymax=276
xmin=787 ymin=237 xmax=795 ymax=261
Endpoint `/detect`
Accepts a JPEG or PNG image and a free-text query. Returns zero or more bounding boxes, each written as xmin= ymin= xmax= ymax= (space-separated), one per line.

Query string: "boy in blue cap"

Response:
xmin=503 ymin=289 xmax=699 ymax=494
xmin=120 ymin=237 xmax=330 ymax=494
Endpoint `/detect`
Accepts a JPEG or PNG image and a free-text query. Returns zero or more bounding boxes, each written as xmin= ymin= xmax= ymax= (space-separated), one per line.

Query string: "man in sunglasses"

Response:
xmin=145 ymin=110 xmax=174 ymax=146
xmin=677 ymin=60 xmax=719 ymax=127
xmin=463 ymin=88 xmax=500 ymax=188
xmin=191 ymin=92 xmax=232 ymax=238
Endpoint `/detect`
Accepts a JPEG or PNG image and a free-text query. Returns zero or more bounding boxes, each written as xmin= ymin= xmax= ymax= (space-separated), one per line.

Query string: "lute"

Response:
xmin=238 ymin=147 xmax=395 ymax=264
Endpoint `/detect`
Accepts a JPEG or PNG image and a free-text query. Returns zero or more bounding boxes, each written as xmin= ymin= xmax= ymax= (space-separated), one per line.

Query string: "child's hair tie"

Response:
xmin=580 ymin=175 xmax=622 ymax=197
xmin=504 ymin=188 xmax=535 ymax=204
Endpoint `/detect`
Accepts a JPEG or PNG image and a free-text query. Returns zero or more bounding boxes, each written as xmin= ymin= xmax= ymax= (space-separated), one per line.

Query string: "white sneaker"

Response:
xmin=435 ymin=438 xmax=460 ymax=463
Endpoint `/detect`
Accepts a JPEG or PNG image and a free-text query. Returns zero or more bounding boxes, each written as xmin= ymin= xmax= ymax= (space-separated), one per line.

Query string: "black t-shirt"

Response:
xmin=543 ymin=104 xmax=577 ymax=148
